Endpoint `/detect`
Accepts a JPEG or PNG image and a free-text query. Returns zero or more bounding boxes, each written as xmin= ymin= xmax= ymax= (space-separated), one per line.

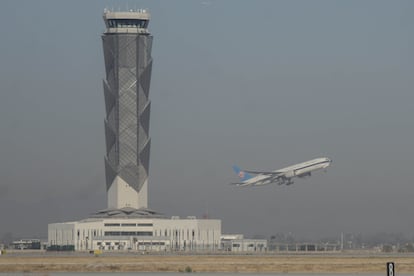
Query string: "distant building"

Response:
xmin=221 ymin=234 xmax=267 ymax=252
xmin=11 ymin=239 xmax=41 ymax=250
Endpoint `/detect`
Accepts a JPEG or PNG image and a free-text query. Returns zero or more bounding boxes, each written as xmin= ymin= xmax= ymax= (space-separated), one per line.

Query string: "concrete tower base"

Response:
xmin=107 ymin=176 xmax=148 ymax=209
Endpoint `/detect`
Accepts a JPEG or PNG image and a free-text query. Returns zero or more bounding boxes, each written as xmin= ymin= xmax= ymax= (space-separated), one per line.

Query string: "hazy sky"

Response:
xmin=1 ymin=0 xmax=413 ymax=241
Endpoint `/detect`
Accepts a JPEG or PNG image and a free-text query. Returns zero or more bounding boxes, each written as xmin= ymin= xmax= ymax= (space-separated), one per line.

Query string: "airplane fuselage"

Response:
xmin=275 ymin=157 xmax=331 ymax=178
xmin=240 ymin=157 xmax=331 ymax=186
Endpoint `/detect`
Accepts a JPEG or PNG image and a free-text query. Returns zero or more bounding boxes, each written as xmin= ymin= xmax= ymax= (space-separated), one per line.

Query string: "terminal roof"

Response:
xmin=89 ymin=207 xmax=166 ymax=219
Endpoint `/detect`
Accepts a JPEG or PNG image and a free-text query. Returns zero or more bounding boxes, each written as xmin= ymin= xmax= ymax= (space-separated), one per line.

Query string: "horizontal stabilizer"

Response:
xmin=230 ymin=182 xmax=250 ymax=187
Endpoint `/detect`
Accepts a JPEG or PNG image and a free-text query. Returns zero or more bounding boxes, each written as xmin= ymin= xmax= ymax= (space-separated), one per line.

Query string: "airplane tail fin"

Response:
xmin=232 ymin=165 xmax=254 ymax=181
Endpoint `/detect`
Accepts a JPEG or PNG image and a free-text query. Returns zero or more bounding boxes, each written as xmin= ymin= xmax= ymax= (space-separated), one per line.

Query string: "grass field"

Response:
xmin=0 ymin=253 xmax=413 ymax=273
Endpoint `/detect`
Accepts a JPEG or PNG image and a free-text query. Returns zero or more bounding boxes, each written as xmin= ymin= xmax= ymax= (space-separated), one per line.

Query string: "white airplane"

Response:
xmin=232 ymin=157 xmax=332 ymax=187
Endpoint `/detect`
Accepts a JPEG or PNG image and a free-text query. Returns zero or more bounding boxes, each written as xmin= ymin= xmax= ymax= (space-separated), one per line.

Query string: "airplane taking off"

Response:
xmin=232 ymin=157 xmax=332 ymax=187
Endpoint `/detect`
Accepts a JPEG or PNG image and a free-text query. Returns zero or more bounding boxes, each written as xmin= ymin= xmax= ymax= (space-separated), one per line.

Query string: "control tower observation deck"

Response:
xmin=102 ymin=9 xmax=153 ymax=210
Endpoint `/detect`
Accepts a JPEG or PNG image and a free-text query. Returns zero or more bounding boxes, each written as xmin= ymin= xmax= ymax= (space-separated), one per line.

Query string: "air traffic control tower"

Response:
xmin=47 ymin=9 xmax=222 ymax=252
xmin=102 ymin=9 xmax=153 ymax=209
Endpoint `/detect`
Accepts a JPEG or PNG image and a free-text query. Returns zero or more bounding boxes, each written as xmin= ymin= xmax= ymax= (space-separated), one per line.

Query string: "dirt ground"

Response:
xmin=0 ymin=254 xmax=413 ymax=273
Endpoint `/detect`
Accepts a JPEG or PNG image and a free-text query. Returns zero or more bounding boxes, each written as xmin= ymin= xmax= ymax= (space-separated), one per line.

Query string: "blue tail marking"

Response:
xmin=232 ymin=165 xmax=254 ymax=181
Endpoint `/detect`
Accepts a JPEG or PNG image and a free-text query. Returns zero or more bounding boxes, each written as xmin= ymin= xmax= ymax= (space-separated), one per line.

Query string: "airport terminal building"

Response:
xmin=48 ymin=210 xmax=221 ymax=251
xmin=48 ymin=9 xmax=222 ymax=252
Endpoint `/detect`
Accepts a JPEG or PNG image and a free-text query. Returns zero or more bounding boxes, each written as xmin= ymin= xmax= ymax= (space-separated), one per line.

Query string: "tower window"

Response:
xmin=107 ymin=19 xmax=148 ymax=28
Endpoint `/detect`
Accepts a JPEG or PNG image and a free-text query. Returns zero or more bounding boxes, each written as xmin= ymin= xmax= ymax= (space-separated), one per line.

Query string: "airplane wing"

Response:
xmin=244 ymin=170 xmax=283 ymax=176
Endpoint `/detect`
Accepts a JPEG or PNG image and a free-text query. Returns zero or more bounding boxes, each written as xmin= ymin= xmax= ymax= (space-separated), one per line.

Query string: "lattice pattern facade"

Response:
xmin=102 ymin=31 xmax=153 ymax=209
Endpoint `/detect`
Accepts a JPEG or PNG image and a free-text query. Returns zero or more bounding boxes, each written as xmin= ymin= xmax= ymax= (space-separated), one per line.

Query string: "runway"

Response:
xmin=0 ymin=253 xmax=414 ymax=273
